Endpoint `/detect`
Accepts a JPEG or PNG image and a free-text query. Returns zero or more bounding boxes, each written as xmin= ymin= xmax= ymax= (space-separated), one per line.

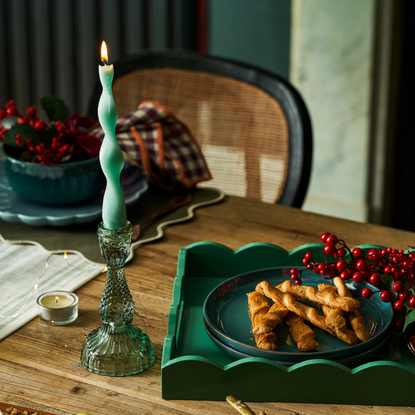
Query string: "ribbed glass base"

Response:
xmin=81 ymin=322 xmax=155 ymax=376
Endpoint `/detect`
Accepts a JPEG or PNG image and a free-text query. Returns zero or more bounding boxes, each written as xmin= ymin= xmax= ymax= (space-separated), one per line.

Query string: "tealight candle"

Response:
xmin=37 ymin=291 xmax=78 ymax=326
xmin=98 ymin=40 xmax=127 ymax=229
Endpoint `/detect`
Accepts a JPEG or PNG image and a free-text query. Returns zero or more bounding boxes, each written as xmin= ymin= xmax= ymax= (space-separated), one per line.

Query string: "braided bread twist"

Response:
xmin=333 ymin=277 xmax=371 ymax=342
xmin=277 ymin=280 xmax=360 ymax=312
xmin=253 ymin=301 xmax=288 ymax=335
xmin=318 ymin=285 xmax=359 ymax=345
xmin=247 ymin=291 xmax=278 ymax=350
xmin=285 ymin=311 xmax=318 ymax=351
xmin=255 ymin=281 xmax=333 ymax=334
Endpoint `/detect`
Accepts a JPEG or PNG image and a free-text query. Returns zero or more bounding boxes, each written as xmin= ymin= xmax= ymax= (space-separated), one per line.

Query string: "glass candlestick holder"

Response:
xmin=81 ymin=221 xmax=155 ymax=376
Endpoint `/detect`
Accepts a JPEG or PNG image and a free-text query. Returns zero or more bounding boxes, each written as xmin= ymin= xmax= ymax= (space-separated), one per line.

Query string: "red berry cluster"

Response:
xmin=0 ymin=100 xmax=19 ymax=118
xmin=0 ymin=100 xmax=72 ymax=165
xmin=292 ymin=232 xmax=415 ymax=318
xmin=0 ymin=100 xmax=40 ymax=125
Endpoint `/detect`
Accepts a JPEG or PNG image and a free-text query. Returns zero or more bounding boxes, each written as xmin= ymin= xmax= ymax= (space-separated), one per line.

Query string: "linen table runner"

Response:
xmin=0 ymin=236 xmax=104 ymax=340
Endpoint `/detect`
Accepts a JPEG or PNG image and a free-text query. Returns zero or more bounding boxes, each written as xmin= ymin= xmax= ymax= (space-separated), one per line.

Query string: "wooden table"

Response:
xmin=1 ymin=195 xmax=415 ymax=415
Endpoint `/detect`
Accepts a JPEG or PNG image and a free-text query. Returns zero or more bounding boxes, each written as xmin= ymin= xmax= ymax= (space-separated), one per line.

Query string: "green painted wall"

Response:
xmin=208 ymin=0 xmax=292 ymax=79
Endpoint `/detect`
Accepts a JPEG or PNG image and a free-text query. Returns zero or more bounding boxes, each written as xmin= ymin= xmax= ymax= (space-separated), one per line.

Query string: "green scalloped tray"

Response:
xmin=162 ymin=242 xmax=415 ymax=405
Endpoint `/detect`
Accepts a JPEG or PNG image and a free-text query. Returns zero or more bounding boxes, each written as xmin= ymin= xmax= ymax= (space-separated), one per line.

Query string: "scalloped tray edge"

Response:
xmin=162 ymin=241 xmax=415 ymax=404
xmin=161 ymin=356 xmax=415 ymax=404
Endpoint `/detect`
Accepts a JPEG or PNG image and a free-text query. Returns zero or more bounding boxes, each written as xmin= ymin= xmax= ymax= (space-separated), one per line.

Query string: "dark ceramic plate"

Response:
xmin=203 ymin=267 xmax=393 ymax=363
xmin=203 ymin=317 xmax=391 ymax=367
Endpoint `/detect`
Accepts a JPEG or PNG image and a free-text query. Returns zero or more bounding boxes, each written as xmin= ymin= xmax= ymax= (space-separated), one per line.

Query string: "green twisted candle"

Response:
xmin=98 ymin=42 xmax=126 ymax=229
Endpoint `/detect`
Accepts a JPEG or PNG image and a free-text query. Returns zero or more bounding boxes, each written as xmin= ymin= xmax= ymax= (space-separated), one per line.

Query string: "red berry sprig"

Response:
xmin=291 ymin=232 xmax=415 ymax=331
xmin=1 ymin=96 xmax=100 ymax=165
xmin=0 ymin=102 xmax=73 ymax=165
xmin=6 ymin=100 xmax=18 ymax=116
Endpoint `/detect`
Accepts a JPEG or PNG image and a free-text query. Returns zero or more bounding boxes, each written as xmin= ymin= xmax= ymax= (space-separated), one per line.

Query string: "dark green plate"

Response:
xmin=203 ymin=267 xmax=393 ymax=363
xmin=204 ymin=317 xmax=391 ymax=368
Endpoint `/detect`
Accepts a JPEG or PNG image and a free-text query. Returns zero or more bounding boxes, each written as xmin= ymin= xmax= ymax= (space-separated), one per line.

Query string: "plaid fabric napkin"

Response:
xmin=90 ymin=101 xmax=211 ymax=190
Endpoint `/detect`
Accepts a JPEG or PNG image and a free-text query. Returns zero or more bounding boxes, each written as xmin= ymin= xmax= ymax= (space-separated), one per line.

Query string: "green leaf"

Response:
xmin=383 ymin=275 xmax=394 ymax=291
xmin=404 ymin=309 xmax=415 ymax=331
xmin=40 ymin=95 xmax=70 ymax=122
xmin=3 ymin=123 xmax=37 ymax=146
xmin=39 ymin=127 xmax=59 ymax=146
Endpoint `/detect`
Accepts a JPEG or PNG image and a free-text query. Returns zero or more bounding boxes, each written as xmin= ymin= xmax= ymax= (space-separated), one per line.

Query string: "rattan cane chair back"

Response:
xmin=88 ymin=51 xmax=312 ymax=207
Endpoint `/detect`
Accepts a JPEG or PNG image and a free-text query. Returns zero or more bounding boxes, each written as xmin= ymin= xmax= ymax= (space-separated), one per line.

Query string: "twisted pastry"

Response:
xmin=255 ymin=331 xmax=279 ymax=350
xmin=318 ymin=285 xmax=359 ymax=345
xmin=318 ymin=283 xmax=336 ymax=293
xmin=332 ymin=278 xmax=349 ymax=297
xmin=317 ymin=284 xmax=346 ymax=330
xmin=277 ymin=280 xmax=360 ymax=312
xmin=348 ymin=310 xmax=371 ymax=342
xmin=252 ymin=301 xmax=288 ymax=335
xmin=285 ymin=312 xmax=318 ymax=351
xmin=255 ymin=281 xmax=334 ymax=334
xmin=333 ymin=277 xmax=371 ymax=342
xmin=247 ymin=292 xmax=278 ymax=350
xmin=248 ymin=291 xmax=269 ymax=324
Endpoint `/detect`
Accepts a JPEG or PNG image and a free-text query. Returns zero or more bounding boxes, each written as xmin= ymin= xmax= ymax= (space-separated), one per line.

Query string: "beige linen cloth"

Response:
xmin=0 ymin=235 xmax=104 ymax=340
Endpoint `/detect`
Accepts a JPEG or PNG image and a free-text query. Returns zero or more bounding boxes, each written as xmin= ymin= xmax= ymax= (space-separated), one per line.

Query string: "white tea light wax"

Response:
xmin=37 ymin=291 xmax=78 ymax=325
xmin=41 ymin=294 xmax=74 ymax=308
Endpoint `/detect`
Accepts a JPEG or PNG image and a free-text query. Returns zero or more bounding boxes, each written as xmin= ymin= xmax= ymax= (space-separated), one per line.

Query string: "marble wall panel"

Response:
xmin=290 ymin=0 xmax=375 ymax=222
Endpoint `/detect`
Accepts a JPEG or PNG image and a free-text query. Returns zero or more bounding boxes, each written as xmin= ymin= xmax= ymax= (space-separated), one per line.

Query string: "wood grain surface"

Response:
xmin=1 ymin=195 xmax=415 ymax=415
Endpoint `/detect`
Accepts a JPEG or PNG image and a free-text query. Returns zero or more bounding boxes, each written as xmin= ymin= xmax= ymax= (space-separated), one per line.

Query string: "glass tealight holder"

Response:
xmin=37 ymin=291 xmax=78 ymax=326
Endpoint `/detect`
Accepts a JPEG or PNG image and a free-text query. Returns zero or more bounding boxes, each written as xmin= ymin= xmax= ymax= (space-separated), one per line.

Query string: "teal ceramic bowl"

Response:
xmin=1 ymin=145 xmax=105 ymax=206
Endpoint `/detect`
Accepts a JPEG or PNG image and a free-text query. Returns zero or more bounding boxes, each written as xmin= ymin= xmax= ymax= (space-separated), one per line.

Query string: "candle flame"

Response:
xmin=55 ymin=296 xmax=59 ymax=304
xmin=101 ymin=41 xmax=108 ymax=63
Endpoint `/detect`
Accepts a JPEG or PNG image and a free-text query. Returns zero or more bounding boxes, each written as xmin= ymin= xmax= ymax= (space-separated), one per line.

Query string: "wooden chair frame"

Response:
xmin=88 ymin=50 xmax=312 ymax=207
